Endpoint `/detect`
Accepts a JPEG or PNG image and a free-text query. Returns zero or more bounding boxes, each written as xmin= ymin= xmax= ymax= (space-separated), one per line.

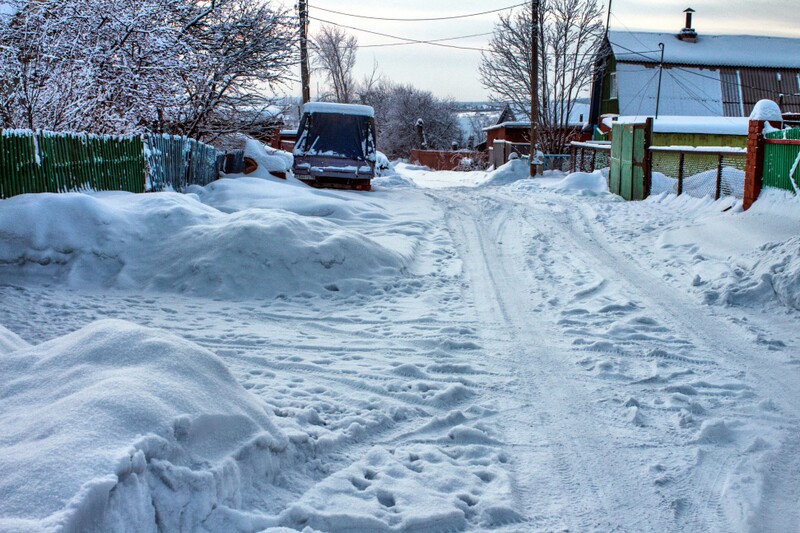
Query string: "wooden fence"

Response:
xmin=0 ymin=130 xmax=145 ymax=198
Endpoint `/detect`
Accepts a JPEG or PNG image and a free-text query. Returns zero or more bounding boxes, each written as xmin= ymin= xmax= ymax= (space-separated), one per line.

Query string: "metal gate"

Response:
xmin=609 ymin=119 xmax=652 ymax=200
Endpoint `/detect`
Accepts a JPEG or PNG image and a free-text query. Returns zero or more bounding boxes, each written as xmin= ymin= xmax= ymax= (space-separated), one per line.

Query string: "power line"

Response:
xmin=308 ymin=16 xmax=488 ymax=51
xmin=311 ymin=32 xmax=494 ymax=50
xmin=310 ymin=16 xmax=595 ymax=57
xmin=308 ymin=2 xmax=527 ymax=22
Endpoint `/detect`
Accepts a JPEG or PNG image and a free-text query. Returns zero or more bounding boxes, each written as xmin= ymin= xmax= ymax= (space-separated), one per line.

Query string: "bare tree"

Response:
xmin=479 ymin=0 xmax=603 ymax=155
xmin=311 ymin=25 xmax=357 ymax=103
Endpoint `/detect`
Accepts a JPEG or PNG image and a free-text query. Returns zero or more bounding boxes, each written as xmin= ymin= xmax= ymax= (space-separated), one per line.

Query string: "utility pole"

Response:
xmin=529 ymin=0 xmax=539 ymax=177
xmin=605 ymin=0 xmax=612 ymax=38
xmin=299 ymin=0 xmax=311 ymax=105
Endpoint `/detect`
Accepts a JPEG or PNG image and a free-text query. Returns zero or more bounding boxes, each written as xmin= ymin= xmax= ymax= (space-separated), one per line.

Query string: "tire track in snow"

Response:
xmin=477 ymin=187 xmax=799 ymax=533
xmin=437 ymin=191 xmax=669 ymax=532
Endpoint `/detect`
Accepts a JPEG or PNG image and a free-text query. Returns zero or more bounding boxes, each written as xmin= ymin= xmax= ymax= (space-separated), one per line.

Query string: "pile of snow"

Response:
xmin=654 ymin=189 xmax=800 ymax=311
xmin=480 ymin=159 xmax=530 ymax=186
xmin=749 ymin=99 xmax=783 ymax=122
xmin=0 ymin=183 xmax=411 ymax=299
xmin=0 ymin=320 xmax=286 ymax=532
xmin=550 ymin=170 xmax=609 ymax=195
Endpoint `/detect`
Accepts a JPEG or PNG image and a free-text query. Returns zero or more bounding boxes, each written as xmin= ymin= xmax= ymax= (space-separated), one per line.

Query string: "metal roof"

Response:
xmin=607 ymin=31 xmax=800 ymax=69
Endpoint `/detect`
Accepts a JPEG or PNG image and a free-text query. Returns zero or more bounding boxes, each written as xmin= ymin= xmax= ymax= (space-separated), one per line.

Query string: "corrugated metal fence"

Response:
xmin=1 ymin=130 xmax=223 ymax=199
xmin=0 ymin=130 xmax=145 ymax=198
xmin=763 ymin=128 xmax=800 ymax=192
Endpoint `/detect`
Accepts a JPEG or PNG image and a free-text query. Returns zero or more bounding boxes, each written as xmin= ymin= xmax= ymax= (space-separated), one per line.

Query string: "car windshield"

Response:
xmin=301 ymin=113 xmax=372 ymax=160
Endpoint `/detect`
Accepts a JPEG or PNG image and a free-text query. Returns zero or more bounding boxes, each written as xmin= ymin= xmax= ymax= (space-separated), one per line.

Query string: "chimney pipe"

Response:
xmin=679 ymin=7 xmax=697 ymax=42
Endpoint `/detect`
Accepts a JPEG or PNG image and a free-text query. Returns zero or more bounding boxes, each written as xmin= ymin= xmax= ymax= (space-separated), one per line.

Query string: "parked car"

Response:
xmin=292 ymin=102 xmax=377 ymax=191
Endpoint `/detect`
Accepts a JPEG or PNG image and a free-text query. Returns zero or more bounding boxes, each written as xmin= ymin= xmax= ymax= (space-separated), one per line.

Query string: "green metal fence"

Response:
xmin=763 ymin=128 xmax=800 ymax=192
xmin=1 ymin=130 xmax=145 ymax=199
xmin=1 ymin=130 xmax=222 ymax=199
xmin=143 ymin=134 xmax=218 ymax=192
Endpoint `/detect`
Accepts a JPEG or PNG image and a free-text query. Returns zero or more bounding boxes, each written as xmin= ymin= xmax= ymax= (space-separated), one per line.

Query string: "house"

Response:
xmin=483 ymin=102 xmax=592 ymax=168
xmin=587 ymin=8 xmax=800 ymax=131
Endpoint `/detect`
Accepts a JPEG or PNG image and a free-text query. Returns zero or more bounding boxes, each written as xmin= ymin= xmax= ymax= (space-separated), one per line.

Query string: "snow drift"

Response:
xmin=0 ymin=319 xmax=286 ymax=532
xmin=0 ymin=183 xmax=410 ymax=299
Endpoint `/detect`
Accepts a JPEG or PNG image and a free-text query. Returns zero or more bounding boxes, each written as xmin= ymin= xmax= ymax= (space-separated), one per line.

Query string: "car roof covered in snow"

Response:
xmin=302 ymin=102 xmax=375 ymax=118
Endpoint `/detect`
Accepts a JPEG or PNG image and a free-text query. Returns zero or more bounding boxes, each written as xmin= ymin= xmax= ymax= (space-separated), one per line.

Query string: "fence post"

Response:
xmin=677 ymin=152 xmax=685 ymax=196
xmin=590 ymin=148 xmax=597 ymax=172
xmin=570 ymin=144 xmax=576 ymax=173
xmin=743 ymin=120 xmax=765 ymax=210
xmin=714 ymin=154 xmax=724 ymax=200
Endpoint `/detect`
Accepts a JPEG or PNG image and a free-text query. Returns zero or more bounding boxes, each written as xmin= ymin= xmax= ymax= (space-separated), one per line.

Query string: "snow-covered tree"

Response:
xmin=479 ymin=0 xmax=603 ymax=154
xmin=0 ymin=0 xmax=296 ymax=139
xmin=362 ymin=81 xmax=463 ymax=159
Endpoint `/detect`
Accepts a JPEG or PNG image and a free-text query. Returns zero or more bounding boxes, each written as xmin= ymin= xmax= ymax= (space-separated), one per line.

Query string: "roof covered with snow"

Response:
xmin=602 ymin=115 xmax=750 ymax=136
xmin=608 ymin=31 xmax=800 ymax=69
xmin=301 ymin=102 xmax=375 ymax=118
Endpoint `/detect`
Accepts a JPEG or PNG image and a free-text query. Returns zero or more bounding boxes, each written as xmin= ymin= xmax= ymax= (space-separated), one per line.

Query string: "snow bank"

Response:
xmin=550 ymin=170 xmax=610 ymax=195
xmin=480 ymin=159 xmax=530 ymax=186
xmin=654 ymin=189 xmax=800 ymax=311
xmin=0 ymin=184 xmax=410 ymax=299
xmin=0 ymin=319 xmax=285 ymax=532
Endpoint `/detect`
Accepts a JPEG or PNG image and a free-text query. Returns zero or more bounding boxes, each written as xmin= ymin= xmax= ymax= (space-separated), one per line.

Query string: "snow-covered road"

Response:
xmin=1 ymin=162 xmax=798 ymax=532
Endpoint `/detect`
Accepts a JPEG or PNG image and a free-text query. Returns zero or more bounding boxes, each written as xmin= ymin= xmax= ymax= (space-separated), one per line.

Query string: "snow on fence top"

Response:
xmin=602 ymin=116 xmax=750 ymax=136
xmin=302 ymin=102 xmax=375 ymax=118
xmin=608 ymin=31 xmax=800 ymax=69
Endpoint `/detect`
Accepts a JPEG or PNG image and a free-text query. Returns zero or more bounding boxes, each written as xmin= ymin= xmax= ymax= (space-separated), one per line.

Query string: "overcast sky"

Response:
xmin=290 ymin=0 xmax=800 ymax=102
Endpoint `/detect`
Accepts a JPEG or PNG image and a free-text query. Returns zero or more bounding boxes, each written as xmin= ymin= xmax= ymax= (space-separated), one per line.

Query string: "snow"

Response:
xmin=0 ymin=1 xmax=17 ymax=19
xmin=0 ymin=320 xmax=283 ymax=532
xmin=301 ymin=102 xmax=375 ymax=118
xmin=549 ymin=170 xmax=610 ymax=196
xmin=749 ymin=99 xmax=783 ymax=122
xmin=608 ymin=30 xmax=800 ymax=69
xmin=242 ymin=138 xmax=292 ymax=175
xmin=2 ymin=157 xmax=800 ymax=532
xmin=603 ymin=115 xmax=750 ymax=136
